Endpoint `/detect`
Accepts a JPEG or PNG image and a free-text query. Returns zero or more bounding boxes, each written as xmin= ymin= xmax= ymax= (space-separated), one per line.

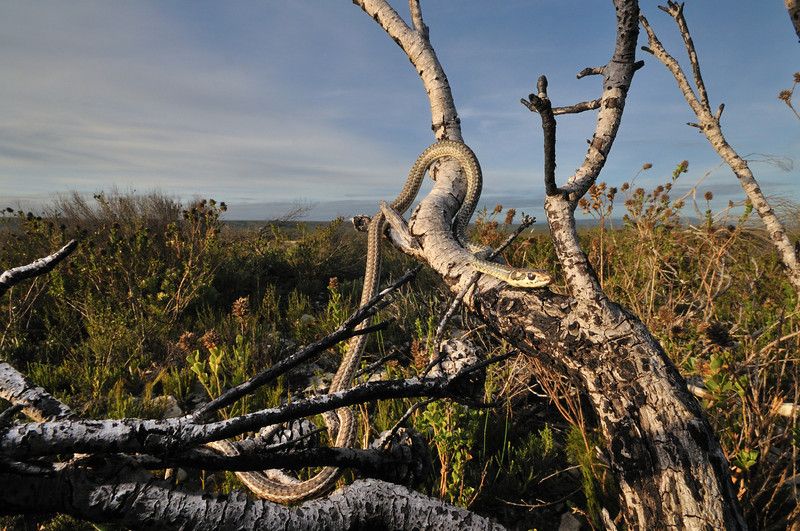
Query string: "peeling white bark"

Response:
xmin=355 ymin=0 xmax=747 ymax=528
xmin=0 ymin=362 xmax=76 ymax=422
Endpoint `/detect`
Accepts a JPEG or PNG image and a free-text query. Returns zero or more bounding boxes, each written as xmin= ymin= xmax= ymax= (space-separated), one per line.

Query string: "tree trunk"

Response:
xmin=786 ymin=0 xmax=800 ymax=42
xmin=365 ymin=0 xmax=747 ymax=527
xmin=470 ymin=287 xmax=745 ymax=529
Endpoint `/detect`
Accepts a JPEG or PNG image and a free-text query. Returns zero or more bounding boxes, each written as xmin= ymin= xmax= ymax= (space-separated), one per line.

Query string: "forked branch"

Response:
xmin=521 ymin=76 xmax=560 ymax=198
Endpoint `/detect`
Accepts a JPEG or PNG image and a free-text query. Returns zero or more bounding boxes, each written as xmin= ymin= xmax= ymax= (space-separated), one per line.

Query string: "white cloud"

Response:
xmin=0 ymin=2 xmax=796 ymax=220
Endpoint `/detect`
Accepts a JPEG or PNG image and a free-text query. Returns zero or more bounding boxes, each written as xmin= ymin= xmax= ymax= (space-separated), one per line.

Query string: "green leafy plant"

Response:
xmin=417 ymin=400 xmax=482 ymax=507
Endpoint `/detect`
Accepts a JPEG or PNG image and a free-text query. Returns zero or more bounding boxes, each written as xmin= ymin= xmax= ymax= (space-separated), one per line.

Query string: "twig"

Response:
xmin=0 ymin=239 xmax=78 ymax=297
xmin=577 ymin=66 xmax=604 ymax=78
xmin=448 ymin=351 xmax=516 ymax=384
xmin=521 ymin=76 xmax=560 ymax=198
xmin=408 ymin=0 xmax=428 ymax=39
xmin=429 ymin=216 xmax=536 ymax=371
xmin=354 ymin=348 xmax=402 ymax=381
xmin=193 ymin=266 xmax=421 ymax=421
xmin=552 ymin=99 xmax=601 ymax=115
xmin=659 ymin=1 xmax=709 ymax=109
xmin=377 ymin=398 xmax=435 ymax=450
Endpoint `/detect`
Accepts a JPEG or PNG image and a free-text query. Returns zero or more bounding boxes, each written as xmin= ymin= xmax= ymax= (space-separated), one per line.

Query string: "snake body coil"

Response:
xmin=207 ymin=140 xmax=551 ymax=503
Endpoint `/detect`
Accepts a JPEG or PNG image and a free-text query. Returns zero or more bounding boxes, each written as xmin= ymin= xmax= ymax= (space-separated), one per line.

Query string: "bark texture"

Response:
xmin=470 ymin=289 xmax=744 ymax=529
xmin=363 ymin=0 xmax=746 ymax=527
xmin=1 ymin=461 xmax=501 ymax=531
xmin=786 ymin=0 xmax=800 ymax=42
xmin=0 ymin=362 xmax=76 ymax=422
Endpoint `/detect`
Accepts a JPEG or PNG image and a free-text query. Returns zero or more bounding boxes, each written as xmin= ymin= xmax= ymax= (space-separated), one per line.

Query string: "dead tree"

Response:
xmin=1 ymin=1 xmax=753 ymax=529
xmin=351 ymin=0 xmax=745 ymax=528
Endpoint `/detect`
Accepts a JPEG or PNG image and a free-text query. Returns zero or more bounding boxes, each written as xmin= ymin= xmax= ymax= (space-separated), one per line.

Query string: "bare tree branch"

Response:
xmin=537 ymin=0 xmax=642 ymax=307
xmin=1 ymin=376 xmax=459 ymax=460
xmin=2 ymin=460 xmax=503 ymax=531
xmin=132 ymin=445 xmax=405 ymax=476
xmin=657 ymin=2 xmax=709 ymax=108
xmin=193 ymin=266 xmax=420 ymax=421
xmin=522 ymin=76 xmax=560 ymax=198
xmin=640 ymin=3 xmax=800 ymax=298
xmin=0 ymin=239 xmax=77 ymax=297
xmin=408 ymin=0 xmax=428 ymax=38
xmin=0 ymin=362 xmax=77 ymax=422
xmin=353 ymin=0 xmax=461 ymax=140
xmin=552 ymin=99 xmax=602 ymax=115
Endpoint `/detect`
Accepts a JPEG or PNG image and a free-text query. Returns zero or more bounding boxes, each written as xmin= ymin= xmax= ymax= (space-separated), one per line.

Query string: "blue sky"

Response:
xmin=1 ymin=1 xmax=797 ymax=221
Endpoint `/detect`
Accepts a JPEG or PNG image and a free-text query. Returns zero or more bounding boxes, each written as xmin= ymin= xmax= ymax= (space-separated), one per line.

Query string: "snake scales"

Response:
xmin=206 ymin=140 xmax=552 ymax=503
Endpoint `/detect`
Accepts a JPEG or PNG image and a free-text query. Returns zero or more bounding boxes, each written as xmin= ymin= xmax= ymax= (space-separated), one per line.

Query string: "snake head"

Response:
xmin=506 ymin=269 xmax=553 ymax=288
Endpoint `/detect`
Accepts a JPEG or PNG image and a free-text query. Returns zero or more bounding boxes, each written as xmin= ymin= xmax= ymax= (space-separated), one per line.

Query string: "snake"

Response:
xmin=206 ymin=140 xmax=552 ymax=503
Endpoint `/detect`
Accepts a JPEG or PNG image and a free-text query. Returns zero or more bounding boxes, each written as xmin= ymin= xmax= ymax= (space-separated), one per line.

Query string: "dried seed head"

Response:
xmin=704 ymin=321 xmax=734 ymax=348
xmin=201 ymin=329 xmax=220 ymax=350
xmin=177 ymin=331 xmax=196 ymax=352
xmin=657 ymin=306 xmax=674 ymax=324
xmin=411 ymin=339 xmax=427 ymax=371
xmin=232 ymin=297 xmax=250 ymax=319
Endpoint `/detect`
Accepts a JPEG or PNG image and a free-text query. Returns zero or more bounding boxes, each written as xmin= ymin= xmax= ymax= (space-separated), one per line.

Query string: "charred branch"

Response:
xmin=3 ymin=461 xmax=502 ymax=531
xmin=0 ymin=362 xmax=77 ymax=422
xmin=522 ymin=76 xmax=560 ymax=197
xmin=0 ymin=239 xmax=77 ymax=297
xmin=193 ymin=266 xmax=420 ymax=421
xmin=132 ymin=445 xmax=404 ymax=476
xmin=1 ymin=374 xmax=477 ymax=460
